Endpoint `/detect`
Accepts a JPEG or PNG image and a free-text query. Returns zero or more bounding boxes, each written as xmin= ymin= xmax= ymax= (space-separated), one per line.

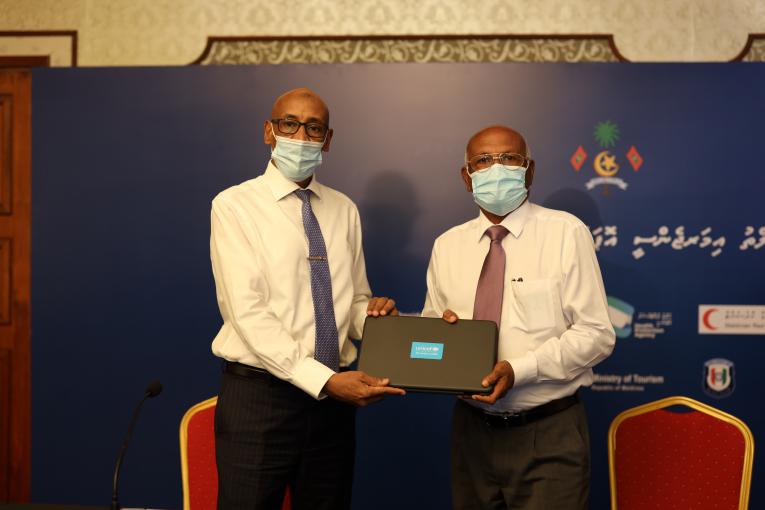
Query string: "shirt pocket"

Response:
xmin=510 ymin=278 xmax=556 ymax=332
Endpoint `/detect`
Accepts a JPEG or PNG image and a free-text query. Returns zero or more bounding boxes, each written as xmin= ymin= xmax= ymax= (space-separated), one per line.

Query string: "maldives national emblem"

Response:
xmin=570 ymin=121 xmax=644 ymax=195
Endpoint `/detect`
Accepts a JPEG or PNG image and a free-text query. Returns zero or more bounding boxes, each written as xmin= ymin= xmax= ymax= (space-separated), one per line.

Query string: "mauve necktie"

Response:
xmin=294 ymin=189 xmax=339 ymax=371
xmin=473 ymin=225 xmax=510 ymax=327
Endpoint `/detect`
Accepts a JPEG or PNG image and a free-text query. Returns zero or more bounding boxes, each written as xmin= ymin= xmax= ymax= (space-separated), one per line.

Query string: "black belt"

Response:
xmin=463 ymin=392 xmax=580 ymax=427
xmin=223 ymin=361 xmax=349 ymax=379
xmin=223 ymin=361 xmax=272 ymax=379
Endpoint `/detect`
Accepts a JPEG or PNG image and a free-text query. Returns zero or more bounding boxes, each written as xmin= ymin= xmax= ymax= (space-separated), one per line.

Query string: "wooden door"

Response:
xmin=0 ymin=69 xmax=32 ymax=501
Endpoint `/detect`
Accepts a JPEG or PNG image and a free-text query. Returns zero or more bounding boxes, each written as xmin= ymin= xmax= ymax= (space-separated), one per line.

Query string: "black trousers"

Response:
xmin=451 ymin=399 xmax=590 ymax=510
xmin=215 ymin=368 xmax=356 ymax=510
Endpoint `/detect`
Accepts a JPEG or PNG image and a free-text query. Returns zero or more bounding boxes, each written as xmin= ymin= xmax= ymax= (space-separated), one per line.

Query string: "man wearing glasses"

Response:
xmin=422 ymin=125 xmax=614 ymax=509
xmin=210 ymin=87 xmax=404 ymax=510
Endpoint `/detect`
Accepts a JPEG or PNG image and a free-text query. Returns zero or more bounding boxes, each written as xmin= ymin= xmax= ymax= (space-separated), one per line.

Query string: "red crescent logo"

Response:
xmin=703 ymin=308 xmax=718 ymax=330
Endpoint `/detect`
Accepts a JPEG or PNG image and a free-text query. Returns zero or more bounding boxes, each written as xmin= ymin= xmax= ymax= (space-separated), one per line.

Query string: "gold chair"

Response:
xmin=608 ymin=396 xmax=754 ymax=509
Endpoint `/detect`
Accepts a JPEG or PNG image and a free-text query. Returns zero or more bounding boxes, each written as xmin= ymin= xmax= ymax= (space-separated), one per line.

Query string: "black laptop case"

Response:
xmin=358 ymin=315 xmax=498 ymax=394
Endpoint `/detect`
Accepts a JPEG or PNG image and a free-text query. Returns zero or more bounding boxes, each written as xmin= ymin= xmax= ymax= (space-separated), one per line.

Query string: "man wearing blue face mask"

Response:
xmin=210 ymin=87 xmax=404 ymax=510
xmin=422 ymin=125 xmax=615 ymax=509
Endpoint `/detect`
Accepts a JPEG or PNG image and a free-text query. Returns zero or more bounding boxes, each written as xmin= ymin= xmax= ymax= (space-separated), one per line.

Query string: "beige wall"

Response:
xmin=1 ymin=0 xmax=764 ymax=66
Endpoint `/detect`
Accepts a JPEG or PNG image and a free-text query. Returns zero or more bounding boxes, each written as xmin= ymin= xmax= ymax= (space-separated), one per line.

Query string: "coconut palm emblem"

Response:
xmin=570 ymin=121 xmax=643 ymax=194
xmin=593 ymin=122 xmax=620 ymax=177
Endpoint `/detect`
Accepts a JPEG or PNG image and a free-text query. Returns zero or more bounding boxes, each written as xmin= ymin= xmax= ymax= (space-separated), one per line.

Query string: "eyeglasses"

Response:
xmin=466 ymin=152 xmax=531 ymax=173
xmin=271 ymin=118 xmax=328 ymax=140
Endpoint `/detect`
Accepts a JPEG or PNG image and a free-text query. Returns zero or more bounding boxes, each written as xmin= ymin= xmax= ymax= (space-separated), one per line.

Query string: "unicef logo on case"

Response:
xmin=410 ymin=341 xmax=444 ymax=360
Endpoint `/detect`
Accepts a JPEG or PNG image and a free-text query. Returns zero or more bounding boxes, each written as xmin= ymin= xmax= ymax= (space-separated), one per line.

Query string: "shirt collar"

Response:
xmin=474 ymin=200 xmax=531 ymax=242
xmin=263 ymin=161 xmax=324 ymax=201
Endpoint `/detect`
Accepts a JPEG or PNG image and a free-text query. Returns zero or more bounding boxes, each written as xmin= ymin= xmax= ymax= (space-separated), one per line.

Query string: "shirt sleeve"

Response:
xmin=348 ymin=205 xmax=372 ymax=339
xmin=509 ymin=224 xmax=616 ymax=387
xmin=421 ymin=242 xmax=446 ymax=318
xmin=210 ymin=198 xmax=335 ymax=399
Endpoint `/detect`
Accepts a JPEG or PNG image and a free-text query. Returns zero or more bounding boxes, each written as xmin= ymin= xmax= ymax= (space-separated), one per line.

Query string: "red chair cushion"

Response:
xmin=614 ymin=408 xmax=745 ymax=509
xmin=185 ymin=402 xmax=291 ymax=510
xmin=186 ymin=405 xmax=218 ymax=510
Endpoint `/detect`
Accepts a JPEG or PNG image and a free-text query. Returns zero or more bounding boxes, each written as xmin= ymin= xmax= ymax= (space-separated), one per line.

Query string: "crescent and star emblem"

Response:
xmin=594 ymin=150 xmax=620 ymax=177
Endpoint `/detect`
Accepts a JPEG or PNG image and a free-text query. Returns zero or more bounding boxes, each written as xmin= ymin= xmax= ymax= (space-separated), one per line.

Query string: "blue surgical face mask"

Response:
xmin=270 ymin=127 xmax=325 ymax=182
xmin=470 ymin=163 xmax=528 ymax=216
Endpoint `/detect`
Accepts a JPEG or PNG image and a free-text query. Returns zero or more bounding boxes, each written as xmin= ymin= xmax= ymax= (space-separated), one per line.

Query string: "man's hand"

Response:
xmin=367 ymin=297 xmax=399 ymax=317
xmin=471 ymin=361 xmax=515 ymax=405
xmin=323 ymin=371 xmax=406 ymax=407
xmin=442 ymin=309 xmax=459 ymax=323
xmin=442 ymin=310 xmax=509 ymax=403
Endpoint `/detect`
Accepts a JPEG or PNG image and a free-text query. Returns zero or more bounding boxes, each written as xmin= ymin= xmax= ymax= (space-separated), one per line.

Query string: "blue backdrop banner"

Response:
xmin=31 ymin=63 xmax=764 ymax=509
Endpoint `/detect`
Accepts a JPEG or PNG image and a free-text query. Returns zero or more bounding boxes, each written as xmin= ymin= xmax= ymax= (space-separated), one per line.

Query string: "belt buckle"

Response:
xmin=483 ymin=410 xmax=521 ymax=427
xmin=500 ymin=411 xmax=522 ymax=425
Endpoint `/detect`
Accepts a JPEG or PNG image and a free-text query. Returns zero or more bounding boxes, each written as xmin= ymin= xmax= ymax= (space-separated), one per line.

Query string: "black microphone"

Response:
xmin=111 ymin=380 xmax=163 ymax=510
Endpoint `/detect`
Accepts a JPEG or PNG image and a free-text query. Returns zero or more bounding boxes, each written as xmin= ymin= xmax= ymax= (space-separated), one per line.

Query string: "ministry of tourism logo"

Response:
xmin=570 ymin=121 xmax=644 ymax=194
xmin=703 ymin=358 xmax=735 ymax=398
xmin=608 ymin=296 xmax=634 ymax=338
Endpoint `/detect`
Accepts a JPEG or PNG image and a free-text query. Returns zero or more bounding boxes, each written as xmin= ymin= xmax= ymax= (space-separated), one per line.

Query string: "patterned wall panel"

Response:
xmin=733 ymin=33 xmax=765 ymax=61
xmin=0 ymin=31 xmax=77 ymax=67
xmin=0 ymin=0 xmax=764 ymax=65
xmin=193 ymin=35 xmax=625 ymax=65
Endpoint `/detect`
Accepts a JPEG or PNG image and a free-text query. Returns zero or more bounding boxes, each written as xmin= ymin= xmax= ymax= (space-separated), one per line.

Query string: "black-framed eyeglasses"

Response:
xmin=271 ymin=118 xmax=328 ymax=140
xmin=466 ymin=152 xmax=531 ymax=173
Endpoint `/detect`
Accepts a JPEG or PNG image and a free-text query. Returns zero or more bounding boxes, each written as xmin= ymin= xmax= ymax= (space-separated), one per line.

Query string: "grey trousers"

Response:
xmin=451 ymin=399 xmax=590 ymax=510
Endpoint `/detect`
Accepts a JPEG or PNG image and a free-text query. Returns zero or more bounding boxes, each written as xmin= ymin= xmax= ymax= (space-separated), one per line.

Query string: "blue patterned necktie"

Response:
xmin=294 ymin=189 xmax=339 ymax=371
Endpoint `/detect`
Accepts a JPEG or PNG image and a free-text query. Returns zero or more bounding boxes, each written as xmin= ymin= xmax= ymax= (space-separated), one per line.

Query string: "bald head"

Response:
xmin=466 ymin=125 xmax=529 ymax=161
xmin=271 ymin=87 xmax=330 ymax=125
xmin=264 ymin=87 xmax=334 ymax=155
xmin=460 ymin=124 xmax=535 ymax=207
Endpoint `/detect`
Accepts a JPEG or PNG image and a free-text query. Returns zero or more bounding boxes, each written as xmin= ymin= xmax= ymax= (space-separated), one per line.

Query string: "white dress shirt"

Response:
xmin=210 ymin=162 xmax=372 ymax=399
xmin=422 ymin=201 xmax=615 ymax=412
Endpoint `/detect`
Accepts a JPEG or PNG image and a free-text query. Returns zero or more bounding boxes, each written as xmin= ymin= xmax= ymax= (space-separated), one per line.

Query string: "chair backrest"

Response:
xmin=179 ymin=396 xmax=291 ymax=510
xmin=180 ymin=396 xmax=219 ymax=510
xmin=608 ymin=396 xmax=754 ymax=510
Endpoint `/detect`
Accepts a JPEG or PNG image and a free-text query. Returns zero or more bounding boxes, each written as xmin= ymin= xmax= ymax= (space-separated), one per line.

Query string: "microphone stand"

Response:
xmin=111 ymin=385 xmax=159 ymax=510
